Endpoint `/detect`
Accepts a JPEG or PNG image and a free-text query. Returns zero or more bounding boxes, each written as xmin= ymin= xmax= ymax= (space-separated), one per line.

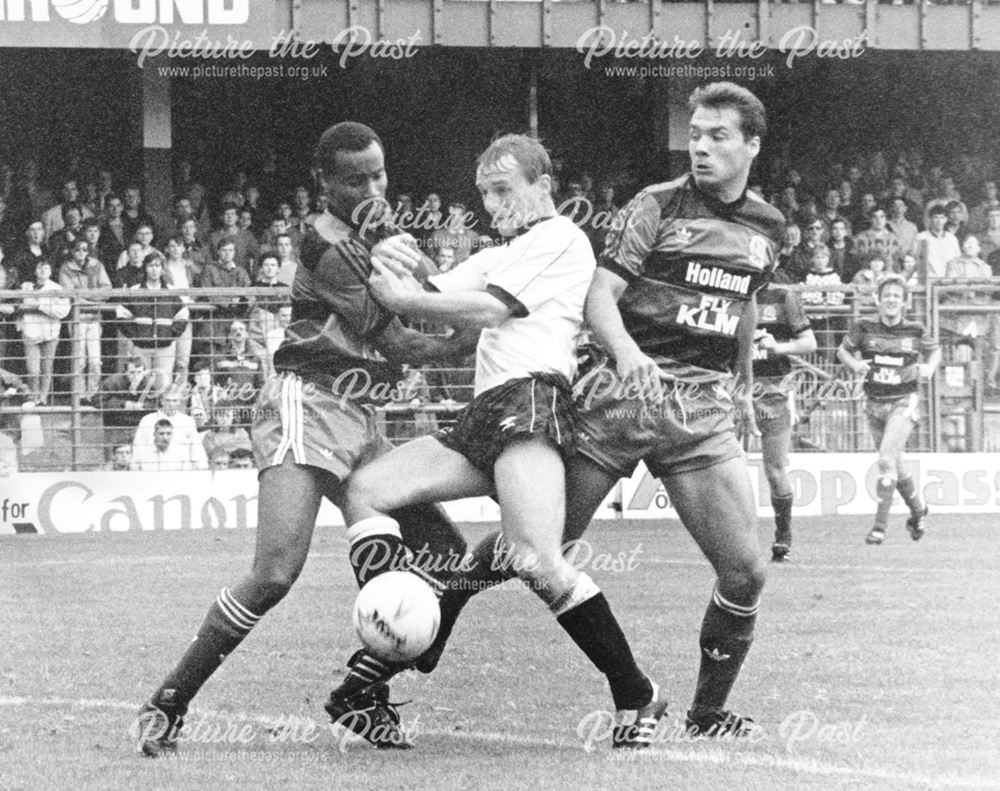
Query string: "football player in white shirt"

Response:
xmin=342 ymin=134 xmax=666 ymax=747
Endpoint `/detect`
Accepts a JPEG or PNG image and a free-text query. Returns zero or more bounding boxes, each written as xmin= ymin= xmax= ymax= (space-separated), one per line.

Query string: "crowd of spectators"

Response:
xmin=761 ymin=153 xmax=1000 ymax=388
xmin=1 ymin=146 xmax=999 ymax=471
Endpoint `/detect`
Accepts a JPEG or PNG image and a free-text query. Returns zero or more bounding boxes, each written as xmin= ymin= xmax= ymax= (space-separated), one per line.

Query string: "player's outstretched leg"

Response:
xmin=415 ymin=531 xmax=514 ymax=672
xmin=664 ymin=457 xmax=765 ymax=739
xmin=331 ymin=437 xmax=491 ymax=747
xmin=418 ymin=450 xmax=622 ymax=675
xmin=135 ymin=461 xmax=327 ymax=756
xmin=328 ymin=527 xmax=516 ymax=731
xmin=494 ymin=438 xmax=666 ymax=748
xmin=325 ymin=503 xmax=469 ymax=748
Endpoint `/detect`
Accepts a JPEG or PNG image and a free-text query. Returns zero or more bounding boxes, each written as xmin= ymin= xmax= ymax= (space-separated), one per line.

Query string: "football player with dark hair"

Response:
xmin=135 ymin=122 xmax=469 ymax=756
xmin=420 ymin=82 xmax=785 ymax=741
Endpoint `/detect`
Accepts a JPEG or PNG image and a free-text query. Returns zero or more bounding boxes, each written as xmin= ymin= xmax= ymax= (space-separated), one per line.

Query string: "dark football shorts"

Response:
xmin=573 ymin=365 xmax=743 ymax=479
xmin=754 ymin=390 xmax=794 ymax=436
xmin=252 ymin=372 xmax=392 ymax=481
xmin=865 ymin=393 xmax=920 ymax=443
xmin=435 ymin=373 xmax=576 ymax=476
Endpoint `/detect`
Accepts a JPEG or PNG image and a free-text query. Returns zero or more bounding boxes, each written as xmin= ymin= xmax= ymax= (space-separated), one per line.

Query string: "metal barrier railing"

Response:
xmin=928 ymin=280 xmax=1000 ymax=453
xmin=1 ymin=280 xmax=997 ymax=471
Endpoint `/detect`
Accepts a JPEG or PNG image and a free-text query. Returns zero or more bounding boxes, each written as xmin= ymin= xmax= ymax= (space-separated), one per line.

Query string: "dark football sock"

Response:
xmin=332 ymin=650 xmax=401 ymax=697
xmin=156 ymin=587 xmax=262 ymax=707
xmin=414 ymin=531 xmax=514 ymax=673
xmin=554 ymin=575 xmax=652 ymax=711
xmin=771 ymin=493 xmax=793 ymax=543
xmin=874 ymin=496 xmax=893 ymax=530
xmin=393 ymin=503 xmax=468 ymax=585
xmin=690 ymin=587 xmax=757 ymax=717
xmin=895 ymin=476 xmax=923 ymax=514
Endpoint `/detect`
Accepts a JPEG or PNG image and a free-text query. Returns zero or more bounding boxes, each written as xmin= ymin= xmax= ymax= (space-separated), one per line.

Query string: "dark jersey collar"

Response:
xmin=512 ymin=214 xmax=557 ymax=239
xmin=687 ymin=173 xmax=749 ymax=214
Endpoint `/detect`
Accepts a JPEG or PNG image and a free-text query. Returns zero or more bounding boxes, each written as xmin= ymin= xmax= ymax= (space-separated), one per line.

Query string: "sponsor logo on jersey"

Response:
xmin=874 ymin=354 xmax=904 ymax=367
xmin=748 ymin=234 xmax=772 ymax=270
xmin=899 ymin=338 xmax=914 ymax=352
xmin=499 ymin=416 xmax=518 ymax=431
xmin=684 ymin=262 xmax=752 ymax=295
xmin=676 ymin=295 xmax=740 ymax=336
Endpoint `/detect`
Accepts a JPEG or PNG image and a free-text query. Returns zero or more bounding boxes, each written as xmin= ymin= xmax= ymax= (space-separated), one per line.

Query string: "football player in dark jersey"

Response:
xmin=751 ymin=280 xmax=816 ymax=561
xmin=418 ymin=83 xmax=785 ymax=742
xmin=134 ymin=122 xmax=469 ymax=756
xmin=837 ymin=274 xmax=940 ymax=545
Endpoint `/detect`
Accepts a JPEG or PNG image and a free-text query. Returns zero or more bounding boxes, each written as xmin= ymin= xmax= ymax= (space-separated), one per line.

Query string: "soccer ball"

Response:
xmin=353 ymin=571 xmax=440 ymax=663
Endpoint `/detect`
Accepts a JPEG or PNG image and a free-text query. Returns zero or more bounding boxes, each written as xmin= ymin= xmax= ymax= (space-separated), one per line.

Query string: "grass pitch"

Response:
xmin=3 ymin=514 xmax=998 ymax=791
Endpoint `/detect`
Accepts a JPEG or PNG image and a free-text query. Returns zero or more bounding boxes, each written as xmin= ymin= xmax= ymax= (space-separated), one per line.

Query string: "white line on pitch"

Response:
xmin=5 ymin=553 xmax=988 ymax=576
xmin=0 ymin=696 xmax=993 ymax=789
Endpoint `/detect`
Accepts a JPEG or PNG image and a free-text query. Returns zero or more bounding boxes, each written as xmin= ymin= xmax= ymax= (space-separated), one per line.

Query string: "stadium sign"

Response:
xmin=0 ymin=0 xmax=273 ymax=49
xmin=0 ymin=472 xmax=506 ymax=535
xmin=621 ymin=453 xmax=1000 ymax=519
xmin=2 ymin=455 xmax=996 ymax=535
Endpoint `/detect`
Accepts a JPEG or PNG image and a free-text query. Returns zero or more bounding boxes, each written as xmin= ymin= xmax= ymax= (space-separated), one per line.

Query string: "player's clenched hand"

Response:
xmin=615 ymin=347 xmax=673 ymax=404
xmin=369 ymin=256 xmax=420 ymax=310
xmin=755 ymin=330 xmax=777 ymax=351
xmin=371 ymin=234 xmax=422 ymax=274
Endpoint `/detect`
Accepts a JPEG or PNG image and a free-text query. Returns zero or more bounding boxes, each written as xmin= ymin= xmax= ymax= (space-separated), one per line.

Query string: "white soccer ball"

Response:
xmin=353 ymin=571 xmax=440 ymax=663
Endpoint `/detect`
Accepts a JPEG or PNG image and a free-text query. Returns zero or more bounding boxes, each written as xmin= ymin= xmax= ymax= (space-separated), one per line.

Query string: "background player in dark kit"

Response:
xmin=837 ymin=274 xmax=940 ymax=545
xmin=750 ymin=278 xmax=816 ymax=561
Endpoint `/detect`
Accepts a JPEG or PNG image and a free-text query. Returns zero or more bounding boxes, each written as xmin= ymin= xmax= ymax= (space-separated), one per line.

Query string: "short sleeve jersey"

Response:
xmin=753 ymin=284 xmax=811 ymax=393
xmin=599 ymin=174 xmax=785 ymax=382
xmin=272 ymin=212 xmax=402 ymax=386
xmin=840 ymin=317 xmax=938 ymax=400
xmin=430 ymin=215 xmax=595 ymax=396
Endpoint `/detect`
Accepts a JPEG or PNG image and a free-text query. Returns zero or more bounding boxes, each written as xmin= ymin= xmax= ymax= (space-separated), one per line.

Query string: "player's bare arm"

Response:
xmin=836 ymin=343 xmax=870 ymax=376
xmin=375 ymin=317 xmax=477 ymax=365
xmin=369 ymin=257 xmax=510 ymax=328
xmin=584 ymin=267 xmax=673 ymax=402
xmin=756 ymin=327 xmax=818 ymax=357
xmin=920 ymin=347 xmax=942 ymax=380
xmin=736 ymin=295 xmax=760 ymax=437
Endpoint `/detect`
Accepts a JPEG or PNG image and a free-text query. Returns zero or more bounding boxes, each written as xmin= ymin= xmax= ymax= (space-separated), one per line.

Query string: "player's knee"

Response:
xmin=507 ymin=544 xmax=561 ymax=584
xmin=876 ymin=453 xmax=895 ymax=475
xmin=343 ymin=467 xmax=395 ymax=516
xmin=248 ymin=564 xmax=301 ymax=609
xmin=763 ymin=463 xmax=787 ymax=492
xmin=720 ymin=559 xmax=766 ymax=602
